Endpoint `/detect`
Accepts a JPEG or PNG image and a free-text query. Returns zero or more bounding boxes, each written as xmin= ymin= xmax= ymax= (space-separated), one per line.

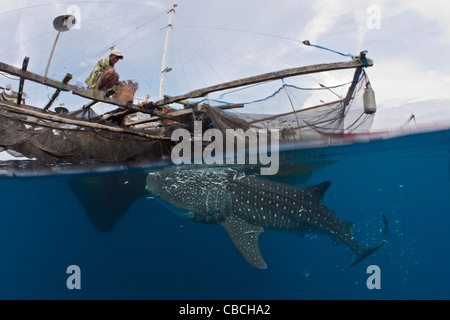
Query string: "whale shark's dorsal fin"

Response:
xmin=303 ymin=181 xmax=331 ymax=201
xmin=220 ymin=216 xmax=267 ymax=269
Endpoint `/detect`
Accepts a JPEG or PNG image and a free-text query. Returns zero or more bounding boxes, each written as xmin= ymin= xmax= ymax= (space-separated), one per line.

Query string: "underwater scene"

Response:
xmin=0 ymin=127 xmax=449 ymax=300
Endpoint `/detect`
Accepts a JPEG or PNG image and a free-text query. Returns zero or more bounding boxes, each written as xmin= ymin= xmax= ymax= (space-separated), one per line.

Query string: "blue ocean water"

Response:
xmin=0 ymin=127 xmax=449 ymax=300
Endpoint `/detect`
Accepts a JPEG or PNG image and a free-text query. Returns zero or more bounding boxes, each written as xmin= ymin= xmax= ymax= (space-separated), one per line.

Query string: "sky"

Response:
xmin=1 ymin=0 xmax=450 ymax=133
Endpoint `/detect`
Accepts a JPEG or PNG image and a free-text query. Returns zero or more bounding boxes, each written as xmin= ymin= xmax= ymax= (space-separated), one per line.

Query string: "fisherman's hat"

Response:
xmin=110 ymin=49 xmax=124 ymax=59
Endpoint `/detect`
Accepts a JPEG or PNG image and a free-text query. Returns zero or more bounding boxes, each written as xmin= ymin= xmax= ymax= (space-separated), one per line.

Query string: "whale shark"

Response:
xmin=146 ymin=166 xmax=388 ymax=269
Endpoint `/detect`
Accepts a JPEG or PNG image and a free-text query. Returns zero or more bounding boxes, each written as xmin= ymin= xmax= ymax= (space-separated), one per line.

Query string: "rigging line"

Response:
xmin=174 ymin=15 xmax=238 ymax=87
xmin=184 ymin=25 xmax=303 ymax=44
xmin=187 ymin=26 xmax=341 ymax=96
xmin=0 ymin=1 xmax=164 ymax=16
xmin=62 ymin=11 xmax=152 ymax=53
xmin=176 ymin=29 xmax=268 ymax=71
xmin=169 ymin=29 xmax=195 ymax=93
xmin=120 ymin=59 xmax=152 ymax=96
xmin=71 ymin=15 xmax=165 ymax=79
xmin=245 ymin=39 xmax=295 ymax=69
xmin=44 ymin=12 xmax=166 ymax=78
xmin=106 ymin=12 xmax=166 ymax=49
xmin=0 ymin=30 xmax=55 ymax=58
xmin=219 ymin=83 xmax=266 ymax=99
xmin=71 ymin=14 xmax=167 ymax=77
xmin=171 ymin=28 xmax=209 ymax=89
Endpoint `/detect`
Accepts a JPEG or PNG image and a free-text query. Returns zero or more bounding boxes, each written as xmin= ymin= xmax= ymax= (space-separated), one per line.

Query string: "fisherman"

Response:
xmin=85 ymin=49 xmax=123 ymax=92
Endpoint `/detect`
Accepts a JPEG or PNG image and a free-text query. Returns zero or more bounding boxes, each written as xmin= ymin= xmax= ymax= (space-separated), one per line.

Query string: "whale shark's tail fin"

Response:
xmin=345 ymin=214 xmax=389 ymax=270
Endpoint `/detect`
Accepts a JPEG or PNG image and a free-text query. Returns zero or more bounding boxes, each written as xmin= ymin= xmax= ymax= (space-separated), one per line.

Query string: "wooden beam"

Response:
xmin=0 ymin=61 xmax=144 ymax=111
xmin=148 ymin=57 xmax=373 ymax=107
xmin=70 ymin=86 xmax=142 ymax=111
xmin=17 ymin=57 xmax=29 ymax=105
xmin=0 ymin=60 xmax=70 ymax=92
xmin=0 ymin=100 xmax=171 ymax=141
xmin=43 ymin=73 xmax=72 ymax=112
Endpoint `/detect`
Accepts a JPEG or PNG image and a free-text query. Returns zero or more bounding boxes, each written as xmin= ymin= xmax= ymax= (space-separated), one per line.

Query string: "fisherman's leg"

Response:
xmin=99 ymin=68 xmax=120 ymax=91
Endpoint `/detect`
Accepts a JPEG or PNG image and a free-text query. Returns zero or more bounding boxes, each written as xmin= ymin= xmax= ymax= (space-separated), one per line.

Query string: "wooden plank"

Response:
xmin=43 ymin=73 xmax=72 ymax=112
xmin=0 ymin=100 xmax=171 ymax=141
xmin=126 ymin=105 xmax=203 ymax=127
xmin=149 ymin=56 xmax=373 ymax=107
xmin=71 ymin=86 xmax=142 ymax=110
xmin=17 ymin=57 xmax=30 ymax=105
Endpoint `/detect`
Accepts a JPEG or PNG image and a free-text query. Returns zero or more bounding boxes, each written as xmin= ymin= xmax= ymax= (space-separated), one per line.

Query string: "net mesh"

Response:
xmin=186 ymin=67 xmax=374 ymax=142
xmin=0 ymin=102 xmax=170 ymax=161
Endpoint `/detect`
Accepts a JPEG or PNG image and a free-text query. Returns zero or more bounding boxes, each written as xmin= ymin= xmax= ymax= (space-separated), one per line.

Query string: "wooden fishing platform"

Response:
xmin=0 ymin=52 xmax=372 ymax=118
xmin=0 ymin=52 xmax=373 ymax=162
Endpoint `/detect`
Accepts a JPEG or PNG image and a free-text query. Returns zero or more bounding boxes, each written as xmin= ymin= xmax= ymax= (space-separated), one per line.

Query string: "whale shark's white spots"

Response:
xmin=146 ymin=167 xmax=388 ymax=269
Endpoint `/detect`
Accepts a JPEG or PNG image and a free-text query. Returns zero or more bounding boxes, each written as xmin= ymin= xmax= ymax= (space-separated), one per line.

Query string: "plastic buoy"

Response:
xmin=363 ymin=83 xmax=377 ymax=114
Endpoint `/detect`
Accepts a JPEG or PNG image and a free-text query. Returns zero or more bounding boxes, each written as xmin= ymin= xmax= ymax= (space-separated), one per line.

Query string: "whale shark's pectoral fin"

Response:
xmin=220 ymin=216 xmax=267 ymax=269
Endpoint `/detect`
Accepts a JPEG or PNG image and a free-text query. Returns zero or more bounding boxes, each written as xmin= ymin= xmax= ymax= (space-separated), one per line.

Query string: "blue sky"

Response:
xmin=1 ymin=0 xmax=450 ymax=131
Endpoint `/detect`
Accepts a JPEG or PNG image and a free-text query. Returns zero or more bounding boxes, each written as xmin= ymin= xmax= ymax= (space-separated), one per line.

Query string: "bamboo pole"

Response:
xmin=43 ymin=73 xmax=72 ymax=112
xmin=148 ymin=57 xmax=373 ymax=108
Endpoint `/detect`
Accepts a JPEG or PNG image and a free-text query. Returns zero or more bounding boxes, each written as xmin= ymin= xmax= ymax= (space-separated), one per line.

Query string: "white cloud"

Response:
xmin=2 ymin=0 xmax=450 ymax=130
xmin=300 ymin=0 xmax=345 ymax=43
xmin=371 ymin=60 xmax=450 ymax=107
xmin=399 ymin=0 xmax=450 ymax=36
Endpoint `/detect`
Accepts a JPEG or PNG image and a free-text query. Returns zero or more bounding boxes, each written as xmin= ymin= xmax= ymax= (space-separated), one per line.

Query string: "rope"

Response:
xmin=303 ymin=40 xmax=370 ymax=65
xmin=303 ymin=40 xmax=352 ymax=57
xmin=200 ymin=112 xmax=228 ymax=127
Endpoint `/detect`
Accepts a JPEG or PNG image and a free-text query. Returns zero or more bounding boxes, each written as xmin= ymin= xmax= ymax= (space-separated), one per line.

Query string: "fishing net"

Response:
xmin=0 ymin=63 xmax=374 ymax=162
xmin=181 ymin=67 xmax=374 ymax=142
xmin=0 ymin=101 xmax=170 ymax=162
